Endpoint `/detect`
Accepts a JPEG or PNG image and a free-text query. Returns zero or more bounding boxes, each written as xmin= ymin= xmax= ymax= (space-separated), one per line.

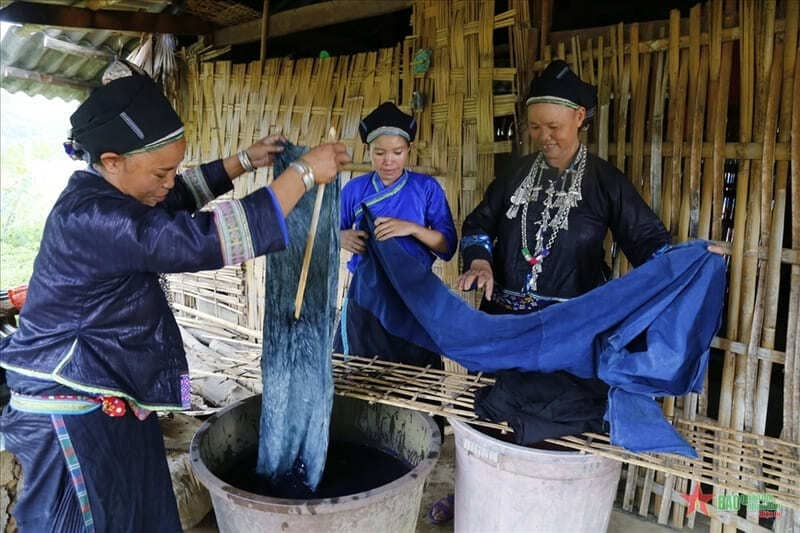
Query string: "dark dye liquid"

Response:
xmin=222 ymin=441 xmax=412 ymax=500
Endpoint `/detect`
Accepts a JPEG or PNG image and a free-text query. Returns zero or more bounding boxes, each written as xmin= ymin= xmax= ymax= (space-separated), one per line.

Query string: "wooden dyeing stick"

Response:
xmin=293 ymin=126 xmax=336 ymax=320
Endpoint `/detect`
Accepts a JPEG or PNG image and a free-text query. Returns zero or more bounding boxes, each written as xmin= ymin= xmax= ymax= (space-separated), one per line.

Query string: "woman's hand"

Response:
xmin=245 ymin=134 xmax=286 ymax=168
xmin=457 ymin=259 xmax=495 ymax=300
xmin=374 ymin=217 xmax=419 ymax=241
xmin=707 ymin=244 xmax=726 ymax=256
xmin=302 ymin=142 xmax=351 ymax=184
xmin=342 ymin=229 xmax=368 ymax=254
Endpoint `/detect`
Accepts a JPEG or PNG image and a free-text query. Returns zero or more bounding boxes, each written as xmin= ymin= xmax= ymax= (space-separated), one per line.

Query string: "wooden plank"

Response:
xmin=214 ymin=0 xmax=413 ymax=46
xmin=0 ymin=1 xmax=216 ymax=34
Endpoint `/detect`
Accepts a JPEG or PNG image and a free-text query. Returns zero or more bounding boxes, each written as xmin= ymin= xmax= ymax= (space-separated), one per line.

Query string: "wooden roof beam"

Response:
xmin=213 ymin=0 xmax=412 ymax=46
xmin=0 ymin=2 xmax=217 ymax=35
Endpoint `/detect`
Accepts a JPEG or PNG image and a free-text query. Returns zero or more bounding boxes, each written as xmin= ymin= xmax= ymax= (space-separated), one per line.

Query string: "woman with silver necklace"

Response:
xmin=459 ymin=60 xmax=673 ymax=312
xmin=428 ymin=59 xmax=673 ymax=525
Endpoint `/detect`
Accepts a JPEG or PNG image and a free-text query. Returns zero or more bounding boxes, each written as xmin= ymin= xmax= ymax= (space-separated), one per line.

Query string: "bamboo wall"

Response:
xmin=171 ymin=0 xmax=533 ymax=331
xmin=539 ymin=2 xmax=799 ymax=531
xmin=170 ymin=1 xmax=799 ymax=531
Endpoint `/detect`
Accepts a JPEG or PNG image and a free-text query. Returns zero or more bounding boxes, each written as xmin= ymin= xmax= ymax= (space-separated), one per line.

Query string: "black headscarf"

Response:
xmin=67 ymin=67 xmax=183 ymax=163
xmin=358 ymin=102 xmax=417 ymax=144
xmin=526 ymin=60 xmax=597 ymax=120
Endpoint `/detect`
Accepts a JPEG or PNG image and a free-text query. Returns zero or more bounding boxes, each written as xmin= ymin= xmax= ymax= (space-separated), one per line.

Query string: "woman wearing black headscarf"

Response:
xmin=458 ymin=59 xmax=672 ymax=308
xmin=429 ymin=60 xmax=721 ymax=524
xmin=0 ymin=64 xmax=350 ymax=532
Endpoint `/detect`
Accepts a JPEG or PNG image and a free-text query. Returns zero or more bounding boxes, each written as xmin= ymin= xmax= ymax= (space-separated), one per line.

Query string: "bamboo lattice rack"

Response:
xmin=183 ymin=340 xmax=800 ymax=513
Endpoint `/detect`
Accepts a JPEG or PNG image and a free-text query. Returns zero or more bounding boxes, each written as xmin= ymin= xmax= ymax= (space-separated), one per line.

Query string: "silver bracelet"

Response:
xmin=237 ymin=149 xmax=255 ymax=173
xmin=290 ymin=160 xmax=316 ymax=192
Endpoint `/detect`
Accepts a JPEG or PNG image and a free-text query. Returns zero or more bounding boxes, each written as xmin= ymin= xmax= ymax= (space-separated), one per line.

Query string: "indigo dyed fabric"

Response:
xmin=352 ymin=207 xmax=726 ymax=456
xmin=474 ymin=370 xmax=608 ymax=445
xmin=257 ymin=143 xmax=339 ymax=491
xmin=333 ymin=294 xmax=442 ymax=368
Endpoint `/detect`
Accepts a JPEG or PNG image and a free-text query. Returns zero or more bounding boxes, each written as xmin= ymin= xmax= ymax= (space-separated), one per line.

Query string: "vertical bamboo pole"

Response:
xmin=597 ymin=36 xmax=611 ymax=161
xmin=678 ymin=4 xmax=705 ymax=243
xmin=749 ymin=38 xmax=786 ymax=436
xmin=663 ymin=9 xmax=683 ymax=232
xmin=649 ymin=44 xmax=667 ymax=219
xmin=537 ymin=0 xmax=552 ymax=60
xmin=630 ymin=52 xmax=650 ymax=198
xmin=709 ymin=39 xmax=733 ymax=244
xmin=719 ymin=0 xmax=754 ymax=431
xmin=735 ymin=1 xmax=775 ymax=436
xmin=612 ymin=28 xmax=631 ymax=278
xmin=785 ymin=24 xmax=800 ymax=446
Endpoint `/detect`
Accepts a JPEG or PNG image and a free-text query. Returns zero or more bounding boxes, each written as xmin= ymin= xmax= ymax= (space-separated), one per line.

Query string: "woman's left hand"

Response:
xmin=707 ymin=244 xmax=726 ymax=256
xmin=374 ymin=217 xmax=419 ymax=241
xmin=246 ymin=134 xmax=287 ymax=169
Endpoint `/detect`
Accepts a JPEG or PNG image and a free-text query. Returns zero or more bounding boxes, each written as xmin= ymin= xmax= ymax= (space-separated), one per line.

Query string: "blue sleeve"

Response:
xmin=340 ymin=180 xmax=357 ymax=230
xmin=162 ymin=159 xmax=233 ymax=213
xmin=424 ymin=177 xmax=458 ymax=261
xmin=62 ymin=186 xmax=288 ymax=276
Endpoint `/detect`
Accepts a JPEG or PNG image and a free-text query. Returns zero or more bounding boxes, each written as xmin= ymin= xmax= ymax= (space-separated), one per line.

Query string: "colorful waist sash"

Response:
xmin=10 ymin=392 xmax=150 ymax=420
xmin=490 ymin=287 xmax=568 ymax=312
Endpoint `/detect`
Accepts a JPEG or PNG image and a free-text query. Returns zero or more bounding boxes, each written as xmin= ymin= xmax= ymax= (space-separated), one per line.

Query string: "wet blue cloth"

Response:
xmin=257 ymin=142 xmax=339 ymax=493
xmin=350 ymin=207 xmax=726 ymax=456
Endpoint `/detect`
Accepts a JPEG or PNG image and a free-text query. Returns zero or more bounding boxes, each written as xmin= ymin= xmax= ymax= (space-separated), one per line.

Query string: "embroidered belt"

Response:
xmin=10 ymin=392 xmax=151 ymax=420
xmin=491 ymin=287 xmax=568 ymax=312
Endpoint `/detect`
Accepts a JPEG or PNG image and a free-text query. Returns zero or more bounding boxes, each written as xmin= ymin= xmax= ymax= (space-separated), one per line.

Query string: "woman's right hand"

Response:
xmin=341 ymin=229 xmax=368 ymax=254
xmin=457 ymin=259 xmax=495 ymax=300
xmin=302 ymin=142 xmax=351 ymax=184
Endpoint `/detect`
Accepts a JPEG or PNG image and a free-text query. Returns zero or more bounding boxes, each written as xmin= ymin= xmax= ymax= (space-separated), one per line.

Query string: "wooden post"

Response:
xmin=260 ymin=0 xmax=270 ymax=62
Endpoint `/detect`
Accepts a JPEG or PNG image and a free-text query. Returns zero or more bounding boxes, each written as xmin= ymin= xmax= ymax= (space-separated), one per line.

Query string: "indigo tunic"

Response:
xmin=1 ymin=161 xmax=289 ymax=531
xmin=334 ymin=171 xmax=457 ymax=368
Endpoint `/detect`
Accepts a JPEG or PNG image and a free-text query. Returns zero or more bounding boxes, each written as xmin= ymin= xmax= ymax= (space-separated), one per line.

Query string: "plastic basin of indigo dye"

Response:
xmin=450 ymin=418 xmax=622 ymax=533
xmin=190 ymin=395 xmax=440 ymax=533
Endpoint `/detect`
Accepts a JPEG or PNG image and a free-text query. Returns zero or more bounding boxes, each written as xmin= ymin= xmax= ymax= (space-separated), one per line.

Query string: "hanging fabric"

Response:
xmin=257 ymin=142 xmax=339 ymax=494
xmin=350 ymin=206 xmax=726 ymax=457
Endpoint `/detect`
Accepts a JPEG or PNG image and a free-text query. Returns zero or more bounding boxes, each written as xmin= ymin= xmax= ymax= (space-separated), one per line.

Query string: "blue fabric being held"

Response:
xmin=257 ymin=142 xmax=339 ymax=493
xmin=351 ymin=206 xmax=726 ymax=457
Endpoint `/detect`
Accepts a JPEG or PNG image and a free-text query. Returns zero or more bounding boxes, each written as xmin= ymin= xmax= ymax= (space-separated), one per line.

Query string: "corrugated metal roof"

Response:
xmin=1 ymin=24 xmax=141 ymax=101
xmin=0 ymin=0 xmax=195 ymax=100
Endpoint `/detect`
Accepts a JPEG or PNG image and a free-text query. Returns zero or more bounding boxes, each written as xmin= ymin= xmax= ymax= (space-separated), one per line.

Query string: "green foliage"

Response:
xmin=1 ymin=138 xmax=45 ymax=287
xmin=1 ymin=90 xmax=81 ymax=288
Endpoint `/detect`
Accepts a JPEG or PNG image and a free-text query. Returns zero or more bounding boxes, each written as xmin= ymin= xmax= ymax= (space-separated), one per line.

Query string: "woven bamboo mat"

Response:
xmin=181 ymin=337 xmax=800 ymax=512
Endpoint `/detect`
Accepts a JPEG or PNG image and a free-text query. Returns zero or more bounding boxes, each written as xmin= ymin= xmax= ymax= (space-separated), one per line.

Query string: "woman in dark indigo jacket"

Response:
xmin=0 ymin=64 xmax=350 ymax=532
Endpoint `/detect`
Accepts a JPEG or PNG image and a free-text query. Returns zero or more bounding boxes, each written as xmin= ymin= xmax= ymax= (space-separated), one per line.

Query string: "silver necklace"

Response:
xmin=507 ymin=144 xmax=587 ymax=292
